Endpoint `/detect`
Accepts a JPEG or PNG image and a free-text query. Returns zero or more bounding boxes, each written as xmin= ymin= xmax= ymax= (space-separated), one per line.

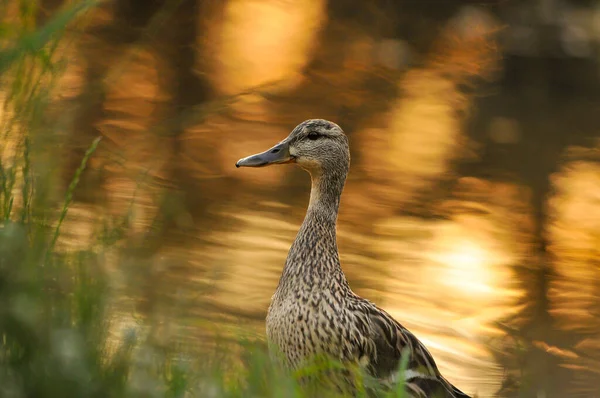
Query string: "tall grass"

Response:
xmin=0 ymin=2 xmax=410 ymax=398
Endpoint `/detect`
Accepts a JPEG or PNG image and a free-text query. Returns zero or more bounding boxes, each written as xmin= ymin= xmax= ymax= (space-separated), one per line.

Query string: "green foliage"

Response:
xmin=46 ymin=136 xmax=101 ymax=260
xmin=0 ymin=0 xmax=97 ymax=74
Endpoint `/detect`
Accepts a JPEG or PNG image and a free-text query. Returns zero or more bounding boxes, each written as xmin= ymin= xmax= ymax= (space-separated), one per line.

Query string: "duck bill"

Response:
xmin=236 ymin=142 xmax=295 ymax=168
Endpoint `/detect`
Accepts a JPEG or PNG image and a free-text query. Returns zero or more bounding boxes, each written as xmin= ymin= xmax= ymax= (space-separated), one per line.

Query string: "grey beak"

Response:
xmin=236 ymin=142 xmax=295 ymax=168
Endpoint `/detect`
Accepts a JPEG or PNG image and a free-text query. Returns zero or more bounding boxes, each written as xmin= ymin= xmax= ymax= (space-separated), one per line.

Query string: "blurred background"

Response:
xmin=1 ymin=0 xmax=600 ymax=397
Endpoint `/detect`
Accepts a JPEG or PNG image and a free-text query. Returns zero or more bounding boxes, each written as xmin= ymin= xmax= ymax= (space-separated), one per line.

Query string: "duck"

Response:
xmin=236 ymin=119 xmax=471 ymax=398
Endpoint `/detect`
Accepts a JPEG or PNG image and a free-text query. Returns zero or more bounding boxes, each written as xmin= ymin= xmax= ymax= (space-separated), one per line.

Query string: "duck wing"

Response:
xmin=354 ymin=301 xmax=472 ymax=398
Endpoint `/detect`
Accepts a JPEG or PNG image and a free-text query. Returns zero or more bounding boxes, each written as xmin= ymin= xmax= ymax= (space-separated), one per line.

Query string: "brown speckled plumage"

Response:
xmin=236 ymin=119 xmax=472 ymax=398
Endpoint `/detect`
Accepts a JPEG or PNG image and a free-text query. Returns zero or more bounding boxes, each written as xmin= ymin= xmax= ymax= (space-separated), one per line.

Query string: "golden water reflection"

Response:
xmin=206 ymin=0 xmax=327 ymax=94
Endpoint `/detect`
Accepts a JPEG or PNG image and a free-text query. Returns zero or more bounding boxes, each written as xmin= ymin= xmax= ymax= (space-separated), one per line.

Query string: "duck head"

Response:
xmin=235 ymin=119 xmax=350 ymax=177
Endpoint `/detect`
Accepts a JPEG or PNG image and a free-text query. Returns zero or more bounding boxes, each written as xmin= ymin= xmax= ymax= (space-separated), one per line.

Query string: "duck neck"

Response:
xmin=306 ymin=169 xmax=345 ymax=222
xmin=278 ymin=168 xmax=350 ymax=291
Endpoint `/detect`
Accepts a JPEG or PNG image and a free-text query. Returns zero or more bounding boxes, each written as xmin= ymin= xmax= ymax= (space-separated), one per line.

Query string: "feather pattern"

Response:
xmin=239 ymin=119 xmax=472 ymax=397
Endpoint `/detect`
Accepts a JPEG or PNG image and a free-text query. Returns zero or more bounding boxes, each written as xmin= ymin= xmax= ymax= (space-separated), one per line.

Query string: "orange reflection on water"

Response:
xmin=548 ymin=156 xmax=600 ymax=329
xmin=435 ymin=239 xmax=494 ymax=295
xmin=545 ymin=150 xmax=600 ymax=395
xmin=373 ymin=211 xmax=521 ymax=396
xmin=206 ymin=0 xmax=327 ymax=95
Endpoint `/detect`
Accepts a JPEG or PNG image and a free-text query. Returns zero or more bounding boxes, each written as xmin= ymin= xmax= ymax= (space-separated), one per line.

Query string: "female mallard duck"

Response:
xmin=236 ymin=119 xmax=471 ymax=398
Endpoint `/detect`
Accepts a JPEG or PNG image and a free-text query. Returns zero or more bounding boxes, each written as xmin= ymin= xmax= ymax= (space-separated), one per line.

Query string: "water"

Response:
xmin=23 ymin=0 xmax=600 ymax=396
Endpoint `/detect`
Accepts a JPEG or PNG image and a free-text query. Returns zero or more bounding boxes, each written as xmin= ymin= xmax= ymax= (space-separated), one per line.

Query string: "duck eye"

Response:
xmin=307 ymin=132 xmax=321 ymax=141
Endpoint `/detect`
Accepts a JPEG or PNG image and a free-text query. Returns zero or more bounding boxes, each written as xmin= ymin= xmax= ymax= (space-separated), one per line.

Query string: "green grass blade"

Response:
xmin=46 ymin=136 xmax=101 ymax=262
xmin=390 ymin=347 xmax=411 ymax=398
xmin=0 ymin=0 xmax=98 ymax=73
